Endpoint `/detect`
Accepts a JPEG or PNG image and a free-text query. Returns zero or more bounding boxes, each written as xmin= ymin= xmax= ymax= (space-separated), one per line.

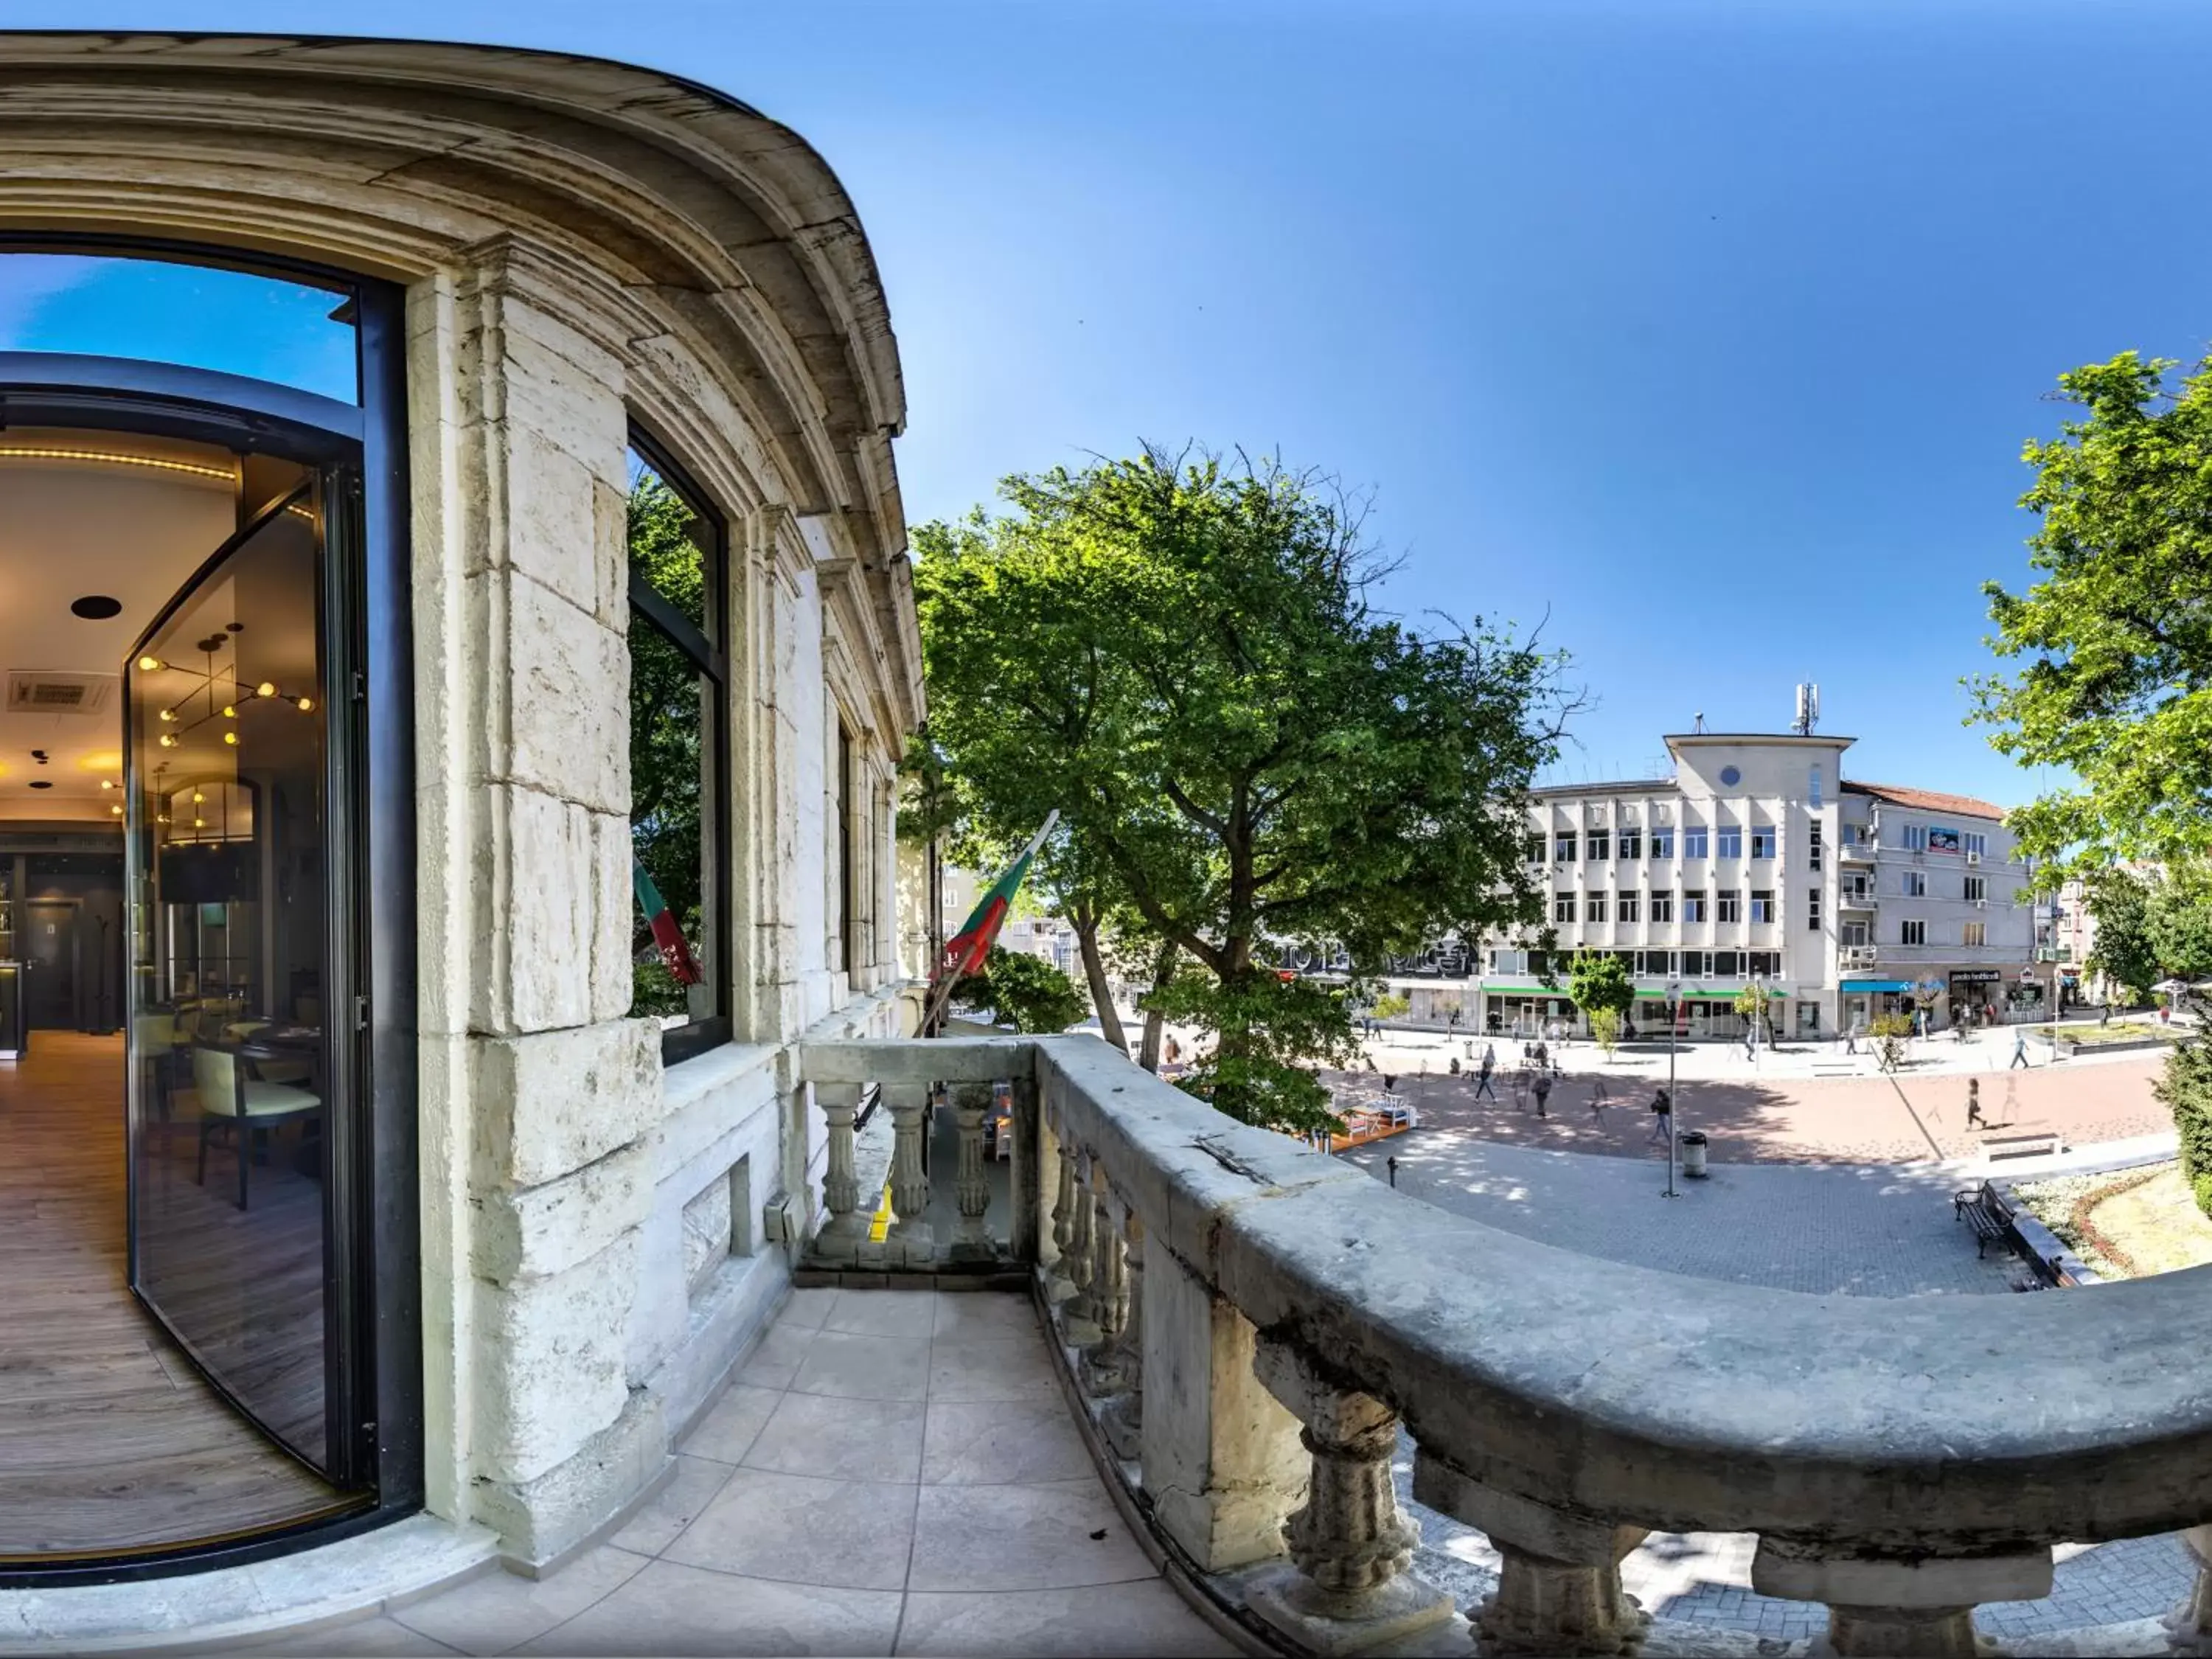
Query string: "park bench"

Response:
xmin=1953 ymin=1180 xmax=2013 ymax=1259
xmin=1982 ymin=1124 xmax=2062 ymax=1161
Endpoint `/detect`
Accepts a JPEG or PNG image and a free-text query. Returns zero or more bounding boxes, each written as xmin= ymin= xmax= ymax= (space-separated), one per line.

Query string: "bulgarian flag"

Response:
xmin=936 ymin=810 xmax=1059 ymax=986
xmin=633 ymin=857 xmax=702 ymax=985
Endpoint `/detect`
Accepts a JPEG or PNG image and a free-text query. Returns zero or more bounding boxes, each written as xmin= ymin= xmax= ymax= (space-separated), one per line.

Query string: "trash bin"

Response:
xmin=1678 ymin=1129 xmax=1709 ymax=1178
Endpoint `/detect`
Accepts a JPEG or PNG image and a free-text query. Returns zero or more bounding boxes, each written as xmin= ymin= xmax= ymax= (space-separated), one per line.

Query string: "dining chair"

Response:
xmin=190 ymin=1043 xmax=324 ymax=1211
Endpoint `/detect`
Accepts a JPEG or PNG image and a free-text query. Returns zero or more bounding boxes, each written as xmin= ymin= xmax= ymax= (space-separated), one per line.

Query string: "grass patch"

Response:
xmin=2013 ymin=1162 xmax=2212 ymax=1278
xmin=2031 ymin=1022 xmax=2174 ymax=1046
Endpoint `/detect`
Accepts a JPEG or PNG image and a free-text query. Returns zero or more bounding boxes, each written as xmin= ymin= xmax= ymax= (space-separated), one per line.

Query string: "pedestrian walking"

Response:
xmin=1532 ymin=1068 xmax=1553 ymax=1118
xmin=1646 ymin=1089 xmax=1674 ymax=1145
xmin=1533 ymin=1040 xmax=1548 ymax=1071
xmin=1844 ymin=1023 xmax=1860 ymax=1057
xmin=1966 ymin=1078 xmax=1985 ymax=1130
xmin=2101 ymin=1003 xmax=2112 ymax=1028
xmin=2010 ymin=1029 xmax=2029 ymax=1069
xmin=1475 ymin=1046 xmax=1497 ymax=1102
xmin=1589 ymin=1072 xmax=1612 ymax=1114
xmin=1509 ymin=1067 xmax=1528 ymax=1111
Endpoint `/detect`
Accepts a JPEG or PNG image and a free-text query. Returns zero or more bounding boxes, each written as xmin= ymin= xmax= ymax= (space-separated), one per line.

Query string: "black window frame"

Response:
xmin=625 ymin=427 xmax=733 ymax=1068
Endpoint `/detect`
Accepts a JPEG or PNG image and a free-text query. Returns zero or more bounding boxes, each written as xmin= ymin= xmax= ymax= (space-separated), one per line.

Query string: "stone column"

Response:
xmin=1078 ymin=1187 xmax=1133 ymax=1397
xmin=1411 ymin=1458 xmax=1648 ymax=1658
xmin=1245 ymin=1340 xmax=1452 ymax=1654
xmin=812 ymin=1082 xmax=867 ymax=1263
xmin=2166 ymin=1524 xmax=2212 ymax=1657
xmin=1047 ymin=1110 xmax=1077 ymax=1304
xmin=948 ymin=1082 xmax=994 ymax=1262
xmin=883 ymin=1082 xmax=934 ymax=1265
xmin=1751 ymin=1538 xmax=2051 ymax=1658
xmin=1059 ymin=1148 xmax=1101 ymax=1346
xmin=1140 ymin=1239 xmax=1307 ymax=1573
xmin=1008 ymin=1077 xmax=1040 ymax=1265
xmin=1100 ymin=1207 xmax=1144 ymax=1460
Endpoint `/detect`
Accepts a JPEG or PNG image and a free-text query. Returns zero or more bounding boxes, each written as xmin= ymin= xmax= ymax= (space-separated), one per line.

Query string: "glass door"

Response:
xmin=125 ymin=476 xmax=364 ymax=1483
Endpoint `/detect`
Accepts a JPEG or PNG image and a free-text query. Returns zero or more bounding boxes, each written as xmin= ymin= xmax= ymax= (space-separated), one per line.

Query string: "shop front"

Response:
xmin=1949 ymin=967 xmax=2004 ymax=1023
xmin=1840 ymin=977 xmax=1913 ymax=1032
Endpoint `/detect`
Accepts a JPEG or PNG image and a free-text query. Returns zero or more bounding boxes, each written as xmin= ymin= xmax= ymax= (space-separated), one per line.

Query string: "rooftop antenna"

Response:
xmin=1692 ymin=712 xmax=1705 ymax=734
xmin=1792 ymin=682 xmax=1820 ymax=737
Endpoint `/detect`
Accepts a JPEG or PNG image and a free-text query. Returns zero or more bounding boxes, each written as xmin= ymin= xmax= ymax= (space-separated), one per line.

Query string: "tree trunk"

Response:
xmin=1072 ymin=907 xmax=1129 ymax=1056
xmin=1138 ymin=940 xmax=1178 ymax=1071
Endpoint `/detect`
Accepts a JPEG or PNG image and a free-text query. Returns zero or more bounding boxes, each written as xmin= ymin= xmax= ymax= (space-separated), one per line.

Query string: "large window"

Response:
xmin=1750 ymin=825 xmax=1775 ymax=859
xmin=1554 ymin=831 xmax=1577 ymax=864
xmin=1715 ymin=824 xmax=1742 ymax=860
xmin=1586 ymin=828 xmax=1610 ymax=862
xmin=1554 ymin=891 xmax=1577 ymax=924
xmin=1618 ymin=826 xmax=1642 ymax=860
xmin=1683 ymin=889 xmax=1708 ymax=923
xmin=1649 ymin=890 xmax=1675 ymax=923
xmin=1649 ymin=827 xmax=1674 ymax=860
xmin=1902 ymin=919 xmax=1927 ymax=946
xmin=1683 ymin=824 xmax=1708 ymax=860
xmin=627 ymin=439 xmax=729 ymax=1062
xmin=1585 ymin=891 xmax=1608 ymax=923
xmin=1617 ymin=891 xmax=1641 ymax=924
xmin=1716 ymin=889 xmax=1742 ymax=923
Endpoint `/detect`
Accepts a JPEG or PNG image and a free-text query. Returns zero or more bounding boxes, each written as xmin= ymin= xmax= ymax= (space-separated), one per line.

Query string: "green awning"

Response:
xmin=1633 ymin=987 xmax=1783 ymax=1001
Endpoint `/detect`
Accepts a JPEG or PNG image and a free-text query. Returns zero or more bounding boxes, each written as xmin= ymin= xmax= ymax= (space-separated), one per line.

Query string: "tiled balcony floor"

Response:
xmin=271 ymin=1289 xmax=1237 ymax=1657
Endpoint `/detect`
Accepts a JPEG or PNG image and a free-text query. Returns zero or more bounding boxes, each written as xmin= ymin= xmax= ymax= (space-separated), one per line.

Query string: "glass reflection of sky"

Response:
xmin=0 ymin=253 xmax=358 ymax=403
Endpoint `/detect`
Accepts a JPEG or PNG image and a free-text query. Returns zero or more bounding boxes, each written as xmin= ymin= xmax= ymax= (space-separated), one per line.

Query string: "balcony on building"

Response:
xmin=787 ymin=1030 xmax=2212 ymax=1658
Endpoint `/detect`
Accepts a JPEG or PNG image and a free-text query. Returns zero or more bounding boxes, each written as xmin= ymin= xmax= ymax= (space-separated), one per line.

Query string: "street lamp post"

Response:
xmin=1664 ymin=975 xmax=1682 ymax=1198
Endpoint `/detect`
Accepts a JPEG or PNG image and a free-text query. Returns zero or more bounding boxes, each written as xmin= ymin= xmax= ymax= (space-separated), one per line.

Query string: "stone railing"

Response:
xmin=799 ymin=1035 xmax=2212 ymax=1658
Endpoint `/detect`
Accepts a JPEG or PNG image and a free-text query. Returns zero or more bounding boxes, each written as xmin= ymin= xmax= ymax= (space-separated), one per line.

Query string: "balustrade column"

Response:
xmin=1059 ymin=1147 xmax=1102 ymax=1346
xmin=882 ymin=1082 xmax=935 ymax=1265
xmin=1078 ymin=1186 xmax=1133 ymax=1397
xmin=1750 ymin=1538 xmax=2051 ymax=1658
xmin=812 ymin=1082 xmax=867 ymax=1263
xmin=1246 ymin=1339 xmax=1452 ymax=1654
xmin=948 ymin=1082 xmax=994 ymax=1262
xmin=1008 ymin=1077 xmax=1040 ymax=1265
xmin=2165 ymin=1525 xmax=2212 ymax=1656
xmin=1046 ymin=1108 xmax=1077 ymax=1304
xmin=1099 ymin=1208 xmax=1144 ymax=1459
xmin=1411 ymin=1458 xmax=1648 ymax=1657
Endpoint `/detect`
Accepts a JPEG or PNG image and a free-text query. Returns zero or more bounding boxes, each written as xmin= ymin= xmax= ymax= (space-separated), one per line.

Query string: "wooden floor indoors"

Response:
xmin=0 ymin=1032 xmax=352 ymax=1562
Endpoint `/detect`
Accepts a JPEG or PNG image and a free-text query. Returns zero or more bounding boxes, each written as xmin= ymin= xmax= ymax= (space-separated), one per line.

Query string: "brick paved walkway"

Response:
xmin=1325 ymin=1049 xmax=2169 ymax=1165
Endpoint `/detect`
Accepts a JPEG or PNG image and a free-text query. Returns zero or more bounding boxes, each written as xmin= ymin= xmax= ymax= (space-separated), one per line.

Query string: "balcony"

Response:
xmin=1839 ymin=883 xmax=1878 ymax=909
xmin=788 ymin=1033 xmax=2212 ymax=1658
xmin=1839 ymin=839 xmax=1878 ymax=864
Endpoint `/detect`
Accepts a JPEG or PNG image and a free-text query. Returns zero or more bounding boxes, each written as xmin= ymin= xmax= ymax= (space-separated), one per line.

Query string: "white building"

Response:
xmin=1385 ymin=726 xmax=2039 ymax=1039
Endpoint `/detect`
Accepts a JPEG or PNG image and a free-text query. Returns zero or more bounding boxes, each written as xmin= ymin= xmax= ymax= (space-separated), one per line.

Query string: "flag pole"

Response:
xmin=923 ymin=810 xmax=1059 ymax=1037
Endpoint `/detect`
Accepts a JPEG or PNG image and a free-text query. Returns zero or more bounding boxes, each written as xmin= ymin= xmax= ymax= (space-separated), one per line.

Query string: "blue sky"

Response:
xmin=7 ymin=0 xmax=2209 ymax=807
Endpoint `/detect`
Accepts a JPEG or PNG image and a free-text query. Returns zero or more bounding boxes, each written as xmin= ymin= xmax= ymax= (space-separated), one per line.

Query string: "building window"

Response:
xmin=1524 ymin=832 xmax=1545 ymax=865
xmin=1637 ymin=950 xmax=1676 ymax=977
xmin=1649 ymin=827 xmax=1674 ymax=860
xmin=1650 ymin=890 xmax=1675 ymax=923
xmin=1841 ymin=920 xmax=1868 ymax=947
xmin=1714 ymin=949 xmax=1740 ymax=977
xmin=1904 ymin=824 xmax=1929 ymax=852
xmin=1809 ymin=762 xmax=1823 ymax=807
xmin=1750 ymin=889 xmax=1774 ymax=923
xmin=1747 ymin=950 xmax=1780 ymax=977
xmin=1587 ymin=828 xmax=1610 ymax=861
xmin=1750 ymin=826 xmax=1775 ymax=859
xmin=1555 ymin=831 xmax=1577 ymax=864
xmin=1585 ymin=891 xmax=1608 ymax=923
xmin=1902 ymin=919 xmax=1927 ymax=946
xmin=1964 ymin=875 xmax=1986 ymax=902
xmin=1618 ymin=827 xmax=1642 ymax=859
xmin=1808 ymin=821 xmax=1823 ymax=870
xmin=1808 ymin=888 xmax=1822 ymax=931
xmin=1964 ymin=922 xmax=1986 ymax=947
xmin=1716 ymin=890 xmax=1742 ymax=923
xmin=1683 ymin=824 xmax=1709 ymax=860
xmin=836 ymin=724 xmax=858 ymax=976
xmin=1715 ymin=825 xmax=1742 ymax=860
xmin=1683 ymin=950 xmax=1712 ymax=978
xmin=627 ymin=439 xmax=730 ymax=1063
xmin=1964 ymin=831 xmax=1988 ymax=858
xmin=1683 ymin=890 xmax=1708 ymax=923
xmin=1617 ymin=891 xmax=1641 ymax=924
xmin=1554 ymin=891 xmax=1577 ymax=924
xmin=1904 ymin=871 xmax=1926 ymax=898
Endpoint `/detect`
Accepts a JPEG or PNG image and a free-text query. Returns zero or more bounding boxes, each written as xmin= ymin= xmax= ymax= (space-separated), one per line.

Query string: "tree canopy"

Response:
xmin=956 ymin=946 xmax=1090 ymax=1034
xmin=1567 ymin=951 xmax=1634 ymax=1020
xmin=1967 ymin=351 xmax=2212 ymax=877
xmin=914 ymin=445 xmax=1571 ymax=1132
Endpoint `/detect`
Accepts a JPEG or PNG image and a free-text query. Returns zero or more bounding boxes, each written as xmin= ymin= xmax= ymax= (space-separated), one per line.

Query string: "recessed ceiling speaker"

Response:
xmin=27 ymin=781 xmax=52 ymax=790
xmin=69 ymin=596 xmax=123 ymax=619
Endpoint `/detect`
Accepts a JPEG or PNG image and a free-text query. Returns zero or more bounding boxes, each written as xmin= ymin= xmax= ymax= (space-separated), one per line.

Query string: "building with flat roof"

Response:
xmin=1377 ymin=714 xmax=2040 ymax=1039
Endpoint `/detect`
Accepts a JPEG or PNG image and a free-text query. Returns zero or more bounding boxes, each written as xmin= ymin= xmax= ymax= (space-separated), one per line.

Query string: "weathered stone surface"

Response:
xmin=470 ymin=1390 xmax=668 ymax=1570
xmin=473 ymin=1231 xmax=644 ymax=1484
xmin=473 ymin=1140 xmax=654 ymax=1284
xmin=470 ymin=1020 xmax=661 ymax=1190
xmin=1750 ymin=1540 xmax=2052 ymax=1608
xmin=496 ymin=570 xmax=629 ymax=817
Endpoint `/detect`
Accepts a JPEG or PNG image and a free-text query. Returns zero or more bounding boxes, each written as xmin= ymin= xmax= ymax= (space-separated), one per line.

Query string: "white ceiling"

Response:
xmin=0 ymin=430 xmax=239 ymax=822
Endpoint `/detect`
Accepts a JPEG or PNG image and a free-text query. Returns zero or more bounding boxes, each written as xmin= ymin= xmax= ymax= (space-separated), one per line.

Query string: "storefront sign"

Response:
xmin=1949 ymin=969 xmax=2002 ymax=985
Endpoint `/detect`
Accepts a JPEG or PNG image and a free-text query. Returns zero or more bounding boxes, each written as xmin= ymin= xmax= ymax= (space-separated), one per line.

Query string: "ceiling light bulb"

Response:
xmin=159 ymin=709 xmax=174 ymax=723
xmin=194 ymin=818 xmax=206 ymax=828
xmin=222 ymin=705 xmax=235 ymax=718
xmin=257 ymin=681 xmax=276 ymax=698
xmin=138 ymin=655 xmax=162 ymax=672
xmin=100 ymin=779 xmax=114 ymax=790
xmin=110 ymin=804 xmax=122 ymax=815
xmin=223 ymin=731 xmax=238 ymax=746
xmin=192 ymin=792 xmax=204 ymax=804
xmin=296 ymin=697 xmax=313 ymax=712
xmin=158 ymin=734 xmax=176 ymax=748
xmin=156 ymin=814 xmax=169 ymax=824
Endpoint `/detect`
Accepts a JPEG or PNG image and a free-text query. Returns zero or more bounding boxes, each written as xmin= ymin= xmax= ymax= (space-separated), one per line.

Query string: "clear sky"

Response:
xmin=7 ymin=0 xmax=2209 ymax=808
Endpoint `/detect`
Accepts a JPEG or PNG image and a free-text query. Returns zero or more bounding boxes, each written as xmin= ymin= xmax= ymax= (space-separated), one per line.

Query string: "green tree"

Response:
xmin=1869 ymin=1012 xmax=1914 ymax=1074
xmin=1966 ymin=351 xmax=2212 ymax=877
xmin=1587 ymin=1006 xmax=1621 ymax=1057
xmin=955 ymin=947 xmax=1090 ymax=1034
xmin=2084 ymin=868 xmax=2160 ymax=1003
xmin=1568 ymin=952 xmax=1635 ymax=1029
xmin=628 ymin=470 xmax=708 ymax=1019
xmin=1369 ymin=992 xmax=1411 ymax=1022
xmin=2148 ymin=865 xmax=2212 ymax=987
xmin=2154 ymin=1039 xmax=2212 ymax=1220
xmin=915 ymin=445 xmax=1573 ymax=1133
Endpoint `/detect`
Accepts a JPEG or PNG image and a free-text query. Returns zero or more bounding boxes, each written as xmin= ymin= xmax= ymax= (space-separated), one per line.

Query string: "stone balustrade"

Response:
xmin=799 ymin=1034 xmax=2212 ymax=1658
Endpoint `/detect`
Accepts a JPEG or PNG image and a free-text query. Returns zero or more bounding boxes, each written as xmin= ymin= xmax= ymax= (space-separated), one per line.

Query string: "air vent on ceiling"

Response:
xmin=6 ymin=672 xmax=119 ymax=717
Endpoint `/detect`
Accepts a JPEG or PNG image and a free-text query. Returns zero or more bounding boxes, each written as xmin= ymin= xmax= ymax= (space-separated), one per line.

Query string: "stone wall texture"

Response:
xmin=0 ymin=34 xmax=925 ymax=1568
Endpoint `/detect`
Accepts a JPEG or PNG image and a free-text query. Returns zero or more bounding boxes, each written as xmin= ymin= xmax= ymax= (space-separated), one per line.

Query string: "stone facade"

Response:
xmin=0 ymin=35 xmax=922 ymax=1571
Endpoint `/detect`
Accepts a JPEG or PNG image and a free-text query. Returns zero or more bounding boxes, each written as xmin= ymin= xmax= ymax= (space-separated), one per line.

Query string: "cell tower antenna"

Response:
xmin=1692 ymin=712 xmax=1705 ymax=734
xmin=1792 ymin=681 xmax=1821 ymax=737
